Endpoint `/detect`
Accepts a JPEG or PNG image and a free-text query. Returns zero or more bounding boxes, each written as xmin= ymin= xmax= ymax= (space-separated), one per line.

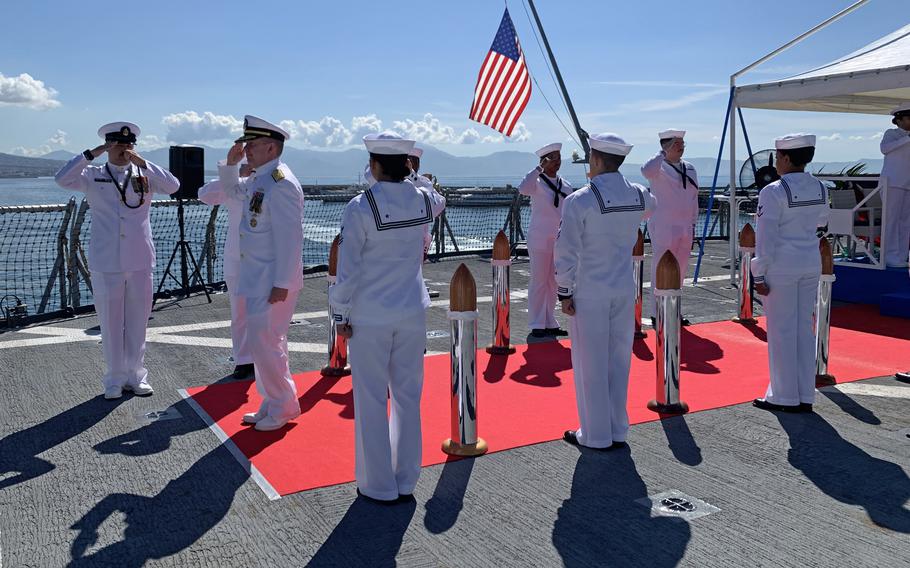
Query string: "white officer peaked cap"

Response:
xmin=98 ymin=121 xmax=140 ymax=142
xmin=235 ymin=115 xmax=290 ymax=143
xmin=890 ymin=102 xmax=910 ymax=115
xmin=409 ymin=146 xmax=424 ymax=158
xmin=363 ymin=132 xmax=416 ymax=155
xmin=588 ymin=133 xmax=633 ymax=156
xmin=775 ymin=133 xmax=816 ymax=150
xmin=535 ymin=142 xmax=562 ymax=157
xmin=658 ymin=129 xmax=686 ymax=139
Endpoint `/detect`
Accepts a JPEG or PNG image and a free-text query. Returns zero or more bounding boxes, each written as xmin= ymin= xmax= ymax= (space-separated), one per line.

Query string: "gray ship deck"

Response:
xmin=1 ymin=242 xmax=907 ymax=567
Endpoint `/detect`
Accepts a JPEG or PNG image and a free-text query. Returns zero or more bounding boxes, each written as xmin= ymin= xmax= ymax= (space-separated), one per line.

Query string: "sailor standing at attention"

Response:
xmin=406 ymin=145 xmax=441 ymax=256
xmin=55 ymin=122 xmax=180 ymax=399
xmin=556 ymin=134 xmax=656 ymax=449
xmin=880 ymin=103 xmax=910 ymax=268
xmin=219 ymin=116 xmax=305 ymax=431
xmin=641 ymin=129 xmax=699 ymax=322
xmin=331 ymin=132 xmax=446 ymax=503
xmin=197 ymin=163 xmax=255 ymax=381
xmin=519 ymin=142 xmax=574 ymax=338
xmin=752 ymin=134 xmax=829 ymax=413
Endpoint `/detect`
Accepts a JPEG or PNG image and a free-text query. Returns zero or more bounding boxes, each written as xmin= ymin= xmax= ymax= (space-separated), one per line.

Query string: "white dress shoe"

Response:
xmin=104 ymin=386 xmax=123 ymax=400
xmin=124 ymin=383 xmax=154 ymax=396
xmin=242 ymin=411 xmax=266 ymax=424
xmin=254 ymin=415 xmax=294 ymax=432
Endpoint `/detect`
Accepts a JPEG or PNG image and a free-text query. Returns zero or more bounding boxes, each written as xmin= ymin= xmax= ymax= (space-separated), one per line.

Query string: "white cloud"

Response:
xmin=624 ymin=88 xmax=729 ymax=112
xmin=48 ymin=129 xmax=67 ymax=145
xmin=818 ymin=133 xmax=842 ymax=141
xmin=393 ymin=113 xmax=504 ymax=145
xmin=0 ymin=72 xmax=61 ymax=110
xmin=137 ymin=134 xmax=166 ymax=150
xmin=505 ymin=122 xmax=532 ymax=142
xmin=162 ymin=111 xmax=243 ymax=143
xmin=11 ymin=144 xmax=51 ymax=157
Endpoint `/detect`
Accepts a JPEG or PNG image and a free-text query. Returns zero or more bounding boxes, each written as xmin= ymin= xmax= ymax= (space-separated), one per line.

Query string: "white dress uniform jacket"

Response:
xmin=555 ymin=172 xmax=656 ymax=447
xmin=408 ymin=171 xmax=440 ymax=254
xmin=329 ymin=179 xmax=445 ymax=501
xmin=753 ymin=172 xmax=830 ymax=407
xmin=198 ymin=179 xmax=252 ymax=366
xmin=55 ymin=154 xmax=179 ymax=391
xmin=880 ymin=127 xmax=910 ymax=266
xmin=218 ymin=158 xmax=305 ymax=422
xmin=641 ymin=152 xmax=699 ymax=293
xmin=518 ymin=167 xmax=575 ymax=330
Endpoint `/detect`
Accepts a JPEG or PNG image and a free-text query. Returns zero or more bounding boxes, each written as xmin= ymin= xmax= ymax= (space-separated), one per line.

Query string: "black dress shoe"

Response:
xmin=396 ymin=493 xmax=416 ymax=503
xmin=531 ymin=329 xmax=549 ymax=338
xmin=681 ymin=318 xmax=691 ymax=327
xmin=650 ymin=316 xmax=657 ymax=328
xmin=356 ymin=488 xmax=398 ymax=505
xmin=753 ymin=398 xmax=800 ymax=413
xmin=606 ymin=441 xmax=629 ymax=451
xmin=563 ymin=430 xmax=580 ymax=446
xmin=547 ymin=328 xmax=568 ymax=337
xmin=798 ymin=403 xmax=814 ymax=413
xmin=896 ymin=371 xmax=910 ymax=383
xmin=231 ymin=363 xmax=255 ymax=380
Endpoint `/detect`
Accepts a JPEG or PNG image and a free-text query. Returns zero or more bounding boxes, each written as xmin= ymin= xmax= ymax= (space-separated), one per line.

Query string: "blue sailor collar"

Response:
xmin=588 ymin=172 xmax=645 ymax=215
xmin=779 ymin=172 xmax=826 ymax=208
xmin=365 ymin=180 xmax=433 ymax=231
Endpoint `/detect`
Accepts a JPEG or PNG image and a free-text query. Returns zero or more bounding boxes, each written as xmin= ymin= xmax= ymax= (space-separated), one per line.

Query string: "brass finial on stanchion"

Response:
xmin=487 ymin=231 xmax=515 ymax=355
xmin=322 ymin=235 xmax=351 ymax=377
xmin=815 ymin=238 xmax=837 ymax=386
xmin=633 ymin=229 xmax=646 ymax=339
xmin=443 ymin=264 xmax=488 ymax=457
xmin=733 ymin=223 xmax=757 ymax=324
xmin=648 ymin=252 xmax=689 ymax=415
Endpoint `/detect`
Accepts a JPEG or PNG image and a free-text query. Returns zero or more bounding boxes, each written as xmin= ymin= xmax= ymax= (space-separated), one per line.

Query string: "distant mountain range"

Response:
xmin=0 ymin=146 xmax=886 ymax=185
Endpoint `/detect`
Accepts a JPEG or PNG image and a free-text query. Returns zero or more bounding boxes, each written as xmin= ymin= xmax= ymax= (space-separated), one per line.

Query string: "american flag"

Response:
xmin=469 ymin=8 xmax=531 ymax=138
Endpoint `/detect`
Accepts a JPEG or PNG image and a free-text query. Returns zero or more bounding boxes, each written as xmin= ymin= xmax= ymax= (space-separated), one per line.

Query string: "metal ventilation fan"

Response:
xmin=739 ymin=149 xmax=779 ymax=191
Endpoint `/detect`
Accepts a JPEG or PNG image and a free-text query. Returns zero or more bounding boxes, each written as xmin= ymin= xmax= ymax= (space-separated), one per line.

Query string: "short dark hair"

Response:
xmin=369 ymin=153 xmax=410 ymax=181
xmin=659 ymin=137 xmax=674 ymax=147
xmin=592 ymin=148 xmax=625 ymax=170
xmin=778 ymin=146 xmax=815 ymax=168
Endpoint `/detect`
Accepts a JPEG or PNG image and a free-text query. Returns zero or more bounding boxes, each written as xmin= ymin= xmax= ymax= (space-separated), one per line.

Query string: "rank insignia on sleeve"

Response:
xmin=271 ymin=169 xmax=285 ymax=182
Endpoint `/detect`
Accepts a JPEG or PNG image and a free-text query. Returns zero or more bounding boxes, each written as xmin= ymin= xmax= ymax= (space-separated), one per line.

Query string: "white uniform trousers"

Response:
xmin=246 ymin=291 xmax=301 ymax=421
xmin=528 ymin=242 xmax=559 ymax=330
xmin=883 ymin=186 xmax=910 ymax=267
xmin=568 ymin=294 xmax=635 ymax=447
xmin=349 ymin=313 xmax=426 ymax=501
xmin=762 ymin=273 xmax=819 ymax=406
xmin=650 ymin=232 xmax=692 ymax=311
xmin=225 ymin=274 xmax=252 ymax=366
xmin=93 ymin=270 xmax=153 ymax=390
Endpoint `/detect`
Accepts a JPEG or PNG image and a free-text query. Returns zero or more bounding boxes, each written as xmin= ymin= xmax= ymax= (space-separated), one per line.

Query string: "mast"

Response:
xmin=525 ymin=0 xmax=590 ymax=162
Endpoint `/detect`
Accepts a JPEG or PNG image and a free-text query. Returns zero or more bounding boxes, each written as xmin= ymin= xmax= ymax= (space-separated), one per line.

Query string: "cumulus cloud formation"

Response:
xmin=163 ymin=111 xmax=243 ymax=143
xmin=818 ymin=133 xmax=842 ymax=141
xmin=393 ymin=113 xmax=493 ymax=145
xmin=48 ymin=129 xmax=67 ymax=145
xmin=0 ymin=72 xmax=61 ymax=110
xmin=10 ymin=129 xmax=70 ymax=156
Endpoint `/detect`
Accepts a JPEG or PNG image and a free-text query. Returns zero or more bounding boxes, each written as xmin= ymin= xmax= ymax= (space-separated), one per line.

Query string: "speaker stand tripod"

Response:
xmin=155 ymin=198 xmax=212 ymax=305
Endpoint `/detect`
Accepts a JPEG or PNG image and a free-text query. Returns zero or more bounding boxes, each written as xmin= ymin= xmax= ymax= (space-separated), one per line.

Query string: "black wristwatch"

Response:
xmin=83 ymin=149 xmax=95 ymax=161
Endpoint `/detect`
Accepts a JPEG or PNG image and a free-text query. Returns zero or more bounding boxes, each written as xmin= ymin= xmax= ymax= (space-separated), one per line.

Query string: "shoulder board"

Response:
xmin=271 ymin=168 xmax=285 ymax=182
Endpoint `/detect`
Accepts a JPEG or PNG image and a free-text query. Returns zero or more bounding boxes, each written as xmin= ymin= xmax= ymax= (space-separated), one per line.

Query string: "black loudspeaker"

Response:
xmin=169 ymin=145 xmax=204 ymax=200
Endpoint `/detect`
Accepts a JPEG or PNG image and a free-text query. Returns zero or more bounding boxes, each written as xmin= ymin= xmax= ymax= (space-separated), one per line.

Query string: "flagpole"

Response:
xmin=525 ymin=0 xmax=589 ymax=162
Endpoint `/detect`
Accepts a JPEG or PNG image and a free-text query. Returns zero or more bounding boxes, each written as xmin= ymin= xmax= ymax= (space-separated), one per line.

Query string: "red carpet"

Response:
xmin=185 ymin=305 xmax=909 ymax=497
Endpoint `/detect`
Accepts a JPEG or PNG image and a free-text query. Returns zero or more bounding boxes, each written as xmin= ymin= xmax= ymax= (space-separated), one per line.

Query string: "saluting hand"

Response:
xmin=227 ymin=142 xmax=244 ymax=166
xmin=336 ymin=323 xmax=353 ymax=338
xmin=90 ymin=141 xmax=116 ymax=158
xmin=124 ymin=149 xmax=147 ymax=169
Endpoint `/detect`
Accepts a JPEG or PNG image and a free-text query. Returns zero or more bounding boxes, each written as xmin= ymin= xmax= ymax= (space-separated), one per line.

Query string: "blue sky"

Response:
xmin=0 ymin=0 xmax=905 ymax=162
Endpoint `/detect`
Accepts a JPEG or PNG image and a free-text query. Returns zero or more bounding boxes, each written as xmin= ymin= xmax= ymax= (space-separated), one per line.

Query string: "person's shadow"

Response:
xmin=552 ymin=448 xmax=691 ymax=567
xmin=0 ymin=395 xmax=127 ymax=490
xmin=817 ymin=388 xmax=881 ymax=425
xmin=509 ymin=341 xmax=572 ymax=388
xmin=659 ymin=415 xmax=703 ymax=466
xmin=775 ymin=412 xmax=910 ymax=533
xmin=423 ymin=457 xmax=476 ymax=534
xmin=680 ymin=327 xmax=722 ymax=374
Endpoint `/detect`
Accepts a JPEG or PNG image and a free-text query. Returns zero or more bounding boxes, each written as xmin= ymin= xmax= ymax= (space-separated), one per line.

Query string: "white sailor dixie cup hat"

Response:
xmin=588 ymin=133 xmax=633 ymax=156
xmin=535 ymin=142 xmax=562 ymax=157
xmin=774 ymin=133 xmax=816 ymax=150
xmin=98 ymin=122 xmax=140 ymax=144
xmin=363 ymin=132 xmax=416 ymax=155
xmin=658 ymin=129 xmax=686 ymax=139
xmin=235 ymin=115 xmax=290 ymax=143
xmin=409 ymin=146 xmax=424 ymax=158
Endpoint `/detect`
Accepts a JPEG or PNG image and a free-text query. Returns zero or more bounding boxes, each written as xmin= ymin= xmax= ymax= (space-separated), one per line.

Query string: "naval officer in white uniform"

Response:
xmin=330 ymin=132 xmax=446 ymax=503
xmin=218 ymin=116 xmax=305 ymax=431
xmin=55 ymin=122 xmax=180 ymax=399
xmin=752 ymin=134 xmax=830 ymax=413
xmin=641 ymin=129 xmax=699 ymax=320
xmin=880 ymin=103 xmax=910 ymax=268
xmin=556 ymin=133 xmax=657 ymax=450
xmin=406 ymin=146 xmax=438 ymax=255
xmin=197 ymin=164 xmax=255 ymax=381
xmin=519 ymin=142 xmax=574 ymax=337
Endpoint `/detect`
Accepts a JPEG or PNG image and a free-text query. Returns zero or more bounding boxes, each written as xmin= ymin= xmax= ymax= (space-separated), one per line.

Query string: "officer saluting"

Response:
xmin=55 ymin=122 xmax=180 ymax=399
xmin=218 ymin=115 xmax=305 ymax=431
xmin=330 ymin=132 xmax=446 ymax=503
xmin=752 ymin=134 xmax=829 ymax=413
xmin=555 ymin=133 xmax=656 ymax=449
xmin=519 ymin=142 xmax=574 ymax=338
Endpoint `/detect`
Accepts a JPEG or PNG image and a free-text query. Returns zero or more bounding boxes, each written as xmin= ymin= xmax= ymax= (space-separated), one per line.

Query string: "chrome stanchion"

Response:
xmin=733 ymin=223 xmax=757 ymax=324
xmin=443 ymin=264 xmax=488 ymax=457
xmin=633 ymin=229 xmax=647 ymax=339
xmin=815 ymin=238 xmax=836 ymax=386
xmin=648 ymin=251 xmax=689 ymax=415
xmin=322 ymin=235 xmax=350 ymax=377
xmin=487 ymin=230 xmax=515 ymax=355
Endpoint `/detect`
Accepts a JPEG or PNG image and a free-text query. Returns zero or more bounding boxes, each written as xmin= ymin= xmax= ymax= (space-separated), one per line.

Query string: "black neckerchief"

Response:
xmin=539 ymin=173 xmax=568 ymax=207
xmin=665 ymin=160 xmax=698 ymax=189
xmin=105 ymin=163 xmax=144 ymax=209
